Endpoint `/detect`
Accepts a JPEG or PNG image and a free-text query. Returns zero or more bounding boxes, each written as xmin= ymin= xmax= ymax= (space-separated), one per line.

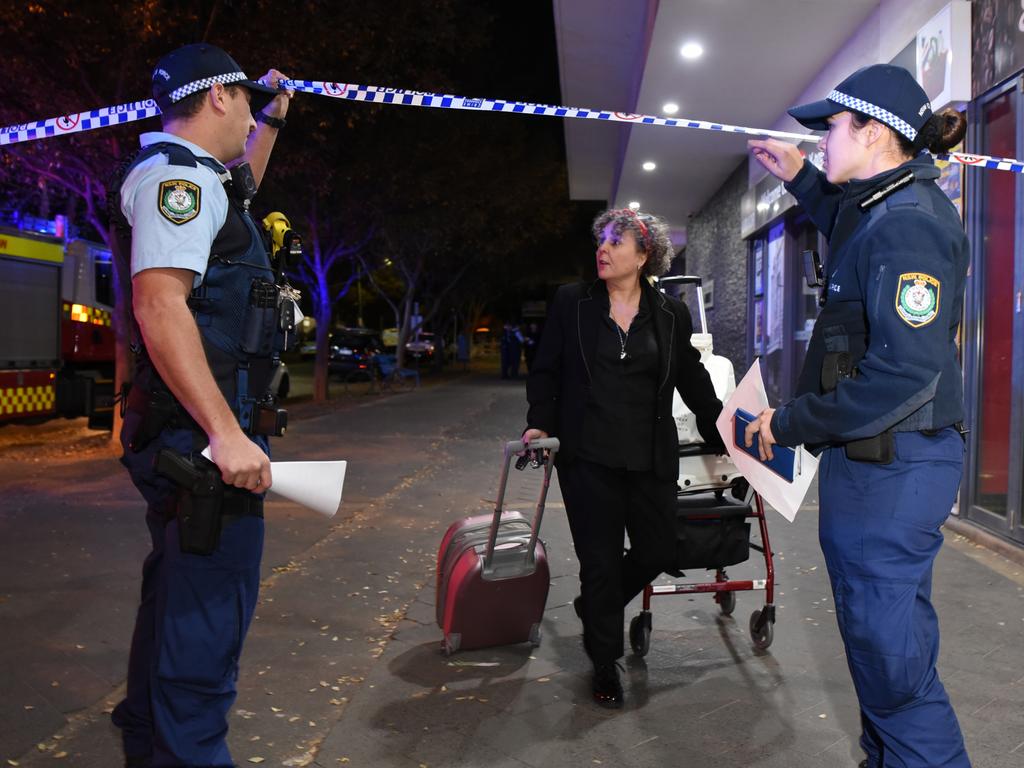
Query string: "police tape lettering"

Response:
xmin=0 ymin=78 xmax=1019 ymax=173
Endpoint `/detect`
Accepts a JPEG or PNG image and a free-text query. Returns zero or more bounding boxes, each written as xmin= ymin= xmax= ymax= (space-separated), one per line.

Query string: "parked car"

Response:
xmin=328 ymin=328 xmax=383 ymax=377
xmin=299 ymin=340 xmax=318 ymax=358
xmin=406 ymin=331 xmax=436 ymax=361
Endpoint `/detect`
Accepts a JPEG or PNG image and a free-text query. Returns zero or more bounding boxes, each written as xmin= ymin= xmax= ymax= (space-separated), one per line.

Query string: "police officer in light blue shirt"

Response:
xmin=110 ymin=43 xmax=294 ymax=768
xmin=746 ymin=65 xmax=972 ymax=768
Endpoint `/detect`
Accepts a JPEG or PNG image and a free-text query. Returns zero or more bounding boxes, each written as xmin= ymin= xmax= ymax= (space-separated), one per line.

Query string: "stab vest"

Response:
xmin=806 ymin=173 xmax=958 ymax=435
xmin=110 ymin=141 xmax=284 ymax=432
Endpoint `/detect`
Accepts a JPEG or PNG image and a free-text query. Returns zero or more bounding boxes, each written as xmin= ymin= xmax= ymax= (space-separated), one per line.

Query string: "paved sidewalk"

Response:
xmin=3 ymin=375 xmax=1024 ymax=767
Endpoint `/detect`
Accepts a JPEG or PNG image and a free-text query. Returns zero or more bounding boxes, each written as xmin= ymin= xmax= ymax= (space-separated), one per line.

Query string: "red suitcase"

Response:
xmin=436 ymin=438 xmax=559 ymax=655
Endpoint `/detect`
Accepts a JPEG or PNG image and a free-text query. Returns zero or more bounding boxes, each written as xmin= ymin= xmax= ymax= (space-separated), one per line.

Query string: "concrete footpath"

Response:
xmin=1 ymin=374 xmax=1023 ymax=767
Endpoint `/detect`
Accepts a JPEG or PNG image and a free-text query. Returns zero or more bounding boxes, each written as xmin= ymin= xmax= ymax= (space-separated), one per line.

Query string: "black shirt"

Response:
xmin=579 ymin=289 xmax=659 ymax=471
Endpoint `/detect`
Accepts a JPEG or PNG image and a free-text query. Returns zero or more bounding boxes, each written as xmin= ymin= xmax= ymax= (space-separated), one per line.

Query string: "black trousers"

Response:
xmin=557 ymin=458 xmax=677 ymax=664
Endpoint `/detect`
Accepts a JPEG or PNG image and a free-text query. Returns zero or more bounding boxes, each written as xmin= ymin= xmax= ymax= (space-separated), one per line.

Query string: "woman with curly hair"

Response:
xmin=522 ymin=207 xmax=725 ymax=708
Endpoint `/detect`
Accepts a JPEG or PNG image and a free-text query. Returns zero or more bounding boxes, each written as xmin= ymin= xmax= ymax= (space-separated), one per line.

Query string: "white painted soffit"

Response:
xmin=557 ymin=0 xmax=882 ymax=228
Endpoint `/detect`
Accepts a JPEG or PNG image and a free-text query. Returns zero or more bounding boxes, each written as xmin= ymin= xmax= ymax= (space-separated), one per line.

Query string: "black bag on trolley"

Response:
xmin=668 ymin=490 xmax=752 ymax=575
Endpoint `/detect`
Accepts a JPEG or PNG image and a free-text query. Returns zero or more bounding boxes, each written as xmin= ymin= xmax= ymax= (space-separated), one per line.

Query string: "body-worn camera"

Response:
xmin=803 ymin=249 xmax=827 ymax=307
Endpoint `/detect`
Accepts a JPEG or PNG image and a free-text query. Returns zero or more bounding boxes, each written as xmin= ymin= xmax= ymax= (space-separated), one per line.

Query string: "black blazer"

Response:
xmin=526 ymin=279 xmax=725 ymax=481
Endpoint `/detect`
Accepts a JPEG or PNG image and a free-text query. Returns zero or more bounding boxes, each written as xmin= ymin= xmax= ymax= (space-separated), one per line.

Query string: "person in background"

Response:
xmin=522 ymin=321 xmax=541 ymax=371
xmin=500 ymin=320 xmax=524 ymax=379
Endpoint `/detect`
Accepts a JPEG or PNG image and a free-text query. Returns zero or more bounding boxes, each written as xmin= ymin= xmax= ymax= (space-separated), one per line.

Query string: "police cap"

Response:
xmin=788 ymin=64 xmax=933 ymax=142
xmin=151 ymin=43 xmax=278 ymax=114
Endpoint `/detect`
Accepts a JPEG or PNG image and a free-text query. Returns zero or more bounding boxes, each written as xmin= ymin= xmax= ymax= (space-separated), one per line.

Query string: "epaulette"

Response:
xmin=858 ymin=170 xmax=915 ymax=211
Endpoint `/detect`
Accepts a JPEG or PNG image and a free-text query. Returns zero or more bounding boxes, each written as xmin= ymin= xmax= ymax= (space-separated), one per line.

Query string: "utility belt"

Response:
xmin=123 ymin=375 xmax=287 ymax=453
xmin=821 ymin=352 xmax=967 ymax=464
xmin=123 ymin=380 xmax=278 ymax=556
xmin=154 ymin=449 xmax=262 ymax=556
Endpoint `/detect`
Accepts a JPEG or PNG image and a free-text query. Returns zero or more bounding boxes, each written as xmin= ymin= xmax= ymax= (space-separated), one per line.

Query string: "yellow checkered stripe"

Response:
xmin=0 ymin=384 xmax=56 ymax=416
xmin=62 ymin=302 xmax=112 ymax=326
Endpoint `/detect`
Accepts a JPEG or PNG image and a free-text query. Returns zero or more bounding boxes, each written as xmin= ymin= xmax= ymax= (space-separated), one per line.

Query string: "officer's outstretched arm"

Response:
xmin=243 ymin=69 xmax=294 ymax=188
xmin=772 ymin=213 xmax=961 ymax=446
xmin=133 ymin=267 xmax=272 ymax=492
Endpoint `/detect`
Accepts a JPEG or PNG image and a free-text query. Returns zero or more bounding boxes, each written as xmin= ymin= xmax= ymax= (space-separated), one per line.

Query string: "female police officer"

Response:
xmin=746 ymin=65 xmax=970 ymax=768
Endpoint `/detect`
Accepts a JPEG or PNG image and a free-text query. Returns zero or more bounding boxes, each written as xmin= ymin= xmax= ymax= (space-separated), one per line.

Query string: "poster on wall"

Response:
xmin=765 ymin=223 xmax=785 ymax=356
xmin=753 ymin=240 xmax=764 ymax=296
xmin=753 ymin=299 xmax=764 ymax=352
xmin=973 ymin=0 xmax=1024 ymax=96
xmin=918 ymin=4 xmax=954 ymax=104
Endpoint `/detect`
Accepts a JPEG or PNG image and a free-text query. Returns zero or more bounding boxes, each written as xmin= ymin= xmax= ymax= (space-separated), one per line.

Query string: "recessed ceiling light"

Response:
xmin=628 ymin=201 xmax=641 ymax=210
xmin=662 ymin=102 xmax=679 ymax=115
xmin=680 ymin=42 xmax=704 ymax=60
xmin=642 ymin=161 xmax=657 ymax=172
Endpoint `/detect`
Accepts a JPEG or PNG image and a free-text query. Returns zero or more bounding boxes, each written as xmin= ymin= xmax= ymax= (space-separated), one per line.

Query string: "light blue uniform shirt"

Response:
xmin=120 ymin=132 xmax=230 ymax=286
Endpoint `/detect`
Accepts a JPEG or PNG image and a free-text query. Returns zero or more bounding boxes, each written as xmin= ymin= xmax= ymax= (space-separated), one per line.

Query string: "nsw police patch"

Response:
xmin=158 ymin=179 xmax=201 ymax=225
xmin=895 ymin=272 xmax=940 ymax=328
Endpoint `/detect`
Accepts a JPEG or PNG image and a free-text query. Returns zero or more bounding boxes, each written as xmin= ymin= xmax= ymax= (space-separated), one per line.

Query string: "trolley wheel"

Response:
xmin=717 ymin=589 xmax=736 ymax=616
xmin=629 ymin=611 xmax=652 ymax=657
xmin=749 ymin=609 xmax=774 ymax=650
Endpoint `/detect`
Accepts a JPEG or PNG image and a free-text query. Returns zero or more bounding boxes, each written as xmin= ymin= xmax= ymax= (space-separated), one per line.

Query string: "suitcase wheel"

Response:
xmin=442 ymin=633 xmax=461 ymax=656
xmin=629 ymin=611 xmax=652 ymax=657
xmin=528 ymin=622 xmax=542 ymax=647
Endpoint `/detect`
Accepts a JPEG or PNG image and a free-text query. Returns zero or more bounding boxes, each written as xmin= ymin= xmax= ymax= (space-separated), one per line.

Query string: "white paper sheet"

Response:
xmin=201 ymin=448 xmax=346 ymax=518
xmin=715 ymin=360 xmax=818 ymax=522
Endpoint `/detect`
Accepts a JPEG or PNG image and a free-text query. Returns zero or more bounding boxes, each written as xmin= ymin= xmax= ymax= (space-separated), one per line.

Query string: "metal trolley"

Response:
xmin=627 ymin=456 xmax=778 ymax=655
xmin=628 ymin=274 xmax=777 ymax=654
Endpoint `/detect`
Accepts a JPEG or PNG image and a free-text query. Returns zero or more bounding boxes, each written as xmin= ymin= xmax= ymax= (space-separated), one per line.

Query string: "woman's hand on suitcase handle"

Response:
xmin=519 ymin=428 xmax=550 ymax=470
xmin=744 ymin=408 xmax=777 ymax=461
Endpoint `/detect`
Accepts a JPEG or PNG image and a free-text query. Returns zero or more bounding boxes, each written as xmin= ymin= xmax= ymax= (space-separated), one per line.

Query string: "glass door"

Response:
xmin=965 ymin=79 xmax=1024 ymax=542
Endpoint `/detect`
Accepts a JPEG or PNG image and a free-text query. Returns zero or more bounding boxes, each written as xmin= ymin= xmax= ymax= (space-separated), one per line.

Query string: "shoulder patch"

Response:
xmin=158 ymin=179 xmax=201 ymax=225
xmin=895 ymin=272 xmax=940 ymax=328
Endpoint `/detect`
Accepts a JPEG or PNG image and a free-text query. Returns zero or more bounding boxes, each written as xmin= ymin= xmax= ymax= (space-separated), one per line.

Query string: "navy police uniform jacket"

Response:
xmin=770 ymin=155 xmax=969 ymax=449
xmin=526 ymin=278 xmax=725 ymax=481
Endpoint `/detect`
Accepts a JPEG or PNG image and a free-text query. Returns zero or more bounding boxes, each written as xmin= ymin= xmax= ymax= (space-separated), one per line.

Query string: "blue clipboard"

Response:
xmin=733 ymin=408 xmax=796 ymax=482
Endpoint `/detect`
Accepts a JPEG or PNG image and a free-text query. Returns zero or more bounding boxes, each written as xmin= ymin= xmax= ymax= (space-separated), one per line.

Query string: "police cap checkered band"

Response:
xmin=151 ymin=43 xmax=278 ymax=113
xmin=827 ymin=89 xmax=917 ymax=141
xmin=787 ymin=64 xmax=932 ymax=142
xmin=168 ymin=71 xmax=247 ymax=104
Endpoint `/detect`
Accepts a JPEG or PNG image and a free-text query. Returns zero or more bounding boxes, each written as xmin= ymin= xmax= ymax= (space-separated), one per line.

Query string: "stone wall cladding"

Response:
xmin=683 ymin=158 xmax=749 ymax=375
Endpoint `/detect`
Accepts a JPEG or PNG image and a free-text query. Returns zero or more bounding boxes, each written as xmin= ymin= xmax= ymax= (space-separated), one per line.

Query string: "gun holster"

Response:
xmin=821 ymin=352 xmax=894 ymax=465
xmin=155 ymin=450 xmax=224 ymax=555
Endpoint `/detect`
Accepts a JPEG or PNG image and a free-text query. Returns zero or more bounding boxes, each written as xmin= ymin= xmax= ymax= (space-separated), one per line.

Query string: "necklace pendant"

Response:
xmin=620 ymin=350 xmax=627 ymax=360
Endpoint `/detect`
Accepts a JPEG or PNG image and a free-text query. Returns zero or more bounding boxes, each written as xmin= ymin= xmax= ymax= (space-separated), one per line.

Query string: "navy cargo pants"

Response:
xmin=113 ymin=412 xmax=264 ymax=767
xmin=819 ymin=428 xmax=970 ymax=768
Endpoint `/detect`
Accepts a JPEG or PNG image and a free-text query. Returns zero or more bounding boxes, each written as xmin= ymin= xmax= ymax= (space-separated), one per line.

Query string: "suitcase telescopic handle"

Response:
xmin=484 ymin=438 xmax=560 ymax=567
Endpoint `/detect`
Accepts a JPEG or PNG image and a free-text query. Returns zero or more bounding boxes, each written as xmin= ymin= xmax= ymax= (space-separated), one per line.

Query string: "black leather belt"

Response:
xmin=920 ymin=422 xmax=967 ymax=442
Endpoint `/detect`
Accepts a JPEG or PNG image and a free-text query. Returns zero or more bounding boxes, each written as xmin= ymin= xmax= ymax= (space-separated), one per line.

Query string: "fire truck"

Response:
xmin=0 ymin=226 xmax=115 ymax=427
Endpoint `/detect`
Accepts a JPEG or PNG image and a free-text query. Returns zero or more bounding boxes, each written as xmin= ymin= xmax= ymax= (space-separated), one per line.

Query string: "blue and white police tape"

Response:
xmin=0 ymin=79 xmax=1020 ymax=174
xmin=0 ymin=100 xmax=160 ymax=147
